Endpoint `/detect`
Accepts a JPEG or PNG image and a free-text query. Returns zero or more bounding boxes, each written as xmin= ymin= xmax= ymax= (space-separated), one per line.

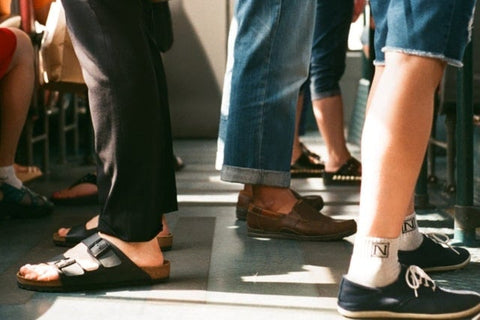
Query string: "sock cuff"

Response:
xmin=352 ymin=236 xmax=399 ymax=260
xmin=402 ymin=212 xmax=418 ymax=234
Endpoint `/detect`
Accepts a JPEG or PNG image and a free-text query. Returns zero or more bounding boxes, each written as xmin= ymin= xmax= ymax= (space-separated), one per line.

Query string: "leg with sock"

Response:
xmin=0 ymin=28 xmax=53 ymax=218
xmin=398 ymin=203 xmax=471 ymax=272
xmin=337 ymin=42 xmax=480 ymax=319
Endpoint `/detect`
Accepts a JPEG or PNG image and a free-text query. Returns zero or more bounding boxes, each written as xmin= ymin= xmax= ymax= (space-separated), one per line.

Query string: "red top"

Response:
xmin=0 ymin=28 xmax=17 ymax=79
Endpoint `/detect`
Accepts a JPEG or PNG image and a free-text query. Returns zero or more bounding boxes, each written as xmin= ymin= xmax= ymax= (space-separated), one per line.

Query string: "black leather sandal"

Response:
xmin=50 ymin=173 xmax=98 ymax=206
xmin=290 ymin=143 xmax=325 ymax=178
xmin=323 ymin=157 xmax=362 ymax=186
xmin=17 ymin=233 xmax=170 ymax=292
xmin=0 ymin=183 xmax=53 ymax=218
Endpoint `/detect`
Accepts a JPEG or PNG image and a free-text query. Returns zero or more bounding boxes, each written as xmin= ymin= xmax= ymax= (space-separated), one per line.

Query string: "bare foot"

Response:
xmin=18 ymin=234 xmax=164 ymax=282
xmin=51 ymin=182 xmax=98 ymax=200
xmin=57 ymin=215 xmax=171 ymax=238
xmin=251 ymin=185 xmax=297 ymax=214
xmin=13 ymin=163 xmax=43 ymax=182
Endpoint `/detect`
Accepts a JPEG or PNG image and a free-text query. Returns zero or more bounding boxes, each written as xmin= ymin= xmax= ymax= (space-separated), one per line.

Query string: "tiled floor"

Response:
xmin=1 ymin=138 xmax=479 ymax=320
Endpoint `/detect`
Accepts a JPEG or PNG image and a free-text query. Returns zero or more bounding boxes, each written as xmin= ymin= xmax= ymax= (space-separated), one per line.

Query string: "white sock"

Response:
xmin=399 ymin=212 xmax=424 ymax=251
xmin=0 ymin=165 xmax=22 ymax=189
xmin=346 ymin=236 xmax=401 ymax=288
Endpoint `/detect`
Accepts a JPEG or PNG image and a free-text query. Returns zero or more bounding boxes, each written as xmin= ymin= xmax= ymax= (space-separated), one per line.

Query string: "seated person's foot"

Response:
xmin=290 ymin=143 xmax=324 ymax=178
xmin=323 ymin=157 xmax=362 ymax=186
xmin=0 ymin=182 xmax=53 ymax=218
xmin=236 ymin=184 xmax=324 ymax=221
xmin=398 ymin=233 xmax=471 ymax=272
xmin=17 ymin=232 xmax=169 ymax=292
xmin=50 ymin=173 xmax=98 ymax=206
xmin=174 ymin=154 xmax=185 ymax=171
xmin=13 ymin=163 xmax=43 ymax=182
xmin=53 ymin=215 xmax=173 ymax=251
xmin=338 ymin=265 xmax=480 ymax=319
xmin=246 ymin=185 xmax=356 ymax=241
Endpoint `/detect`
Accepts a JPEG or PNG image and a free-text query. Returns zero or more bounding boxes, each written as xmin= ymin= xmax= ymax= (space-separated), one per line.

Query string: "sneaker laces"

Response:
xmin=405 ymin=265 xmax=437 ymax=298
xmin=425 ymin=232 xmax=460 ymax=255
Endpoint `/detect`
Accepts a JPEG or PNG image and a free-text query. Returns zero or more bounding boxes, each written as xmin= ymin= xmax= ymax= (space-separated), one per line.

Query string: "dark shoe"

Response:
xmin=247 ymin=200 xmax=356 ymax=241
xmin=52 ymin=223 xmax=173 ymax=251
xmin=0 ymin=182 xmax=53 ymax=218
xmin=398 ymin=233 xmax=470 ymax=272
xmin=290 ymin=143 xmax=324 ymax=178
xmin=337 ymin=265 xmax=480 ymax=319
xmin=17 ymin=233 xmax=170 ymax=292
xmin=236 ymin=188 xmax=324 ymax=221
xmin=323 ymin=157 xmax=361 ymax=186
xmin=50 ymin=173 xmax=98 ymax=206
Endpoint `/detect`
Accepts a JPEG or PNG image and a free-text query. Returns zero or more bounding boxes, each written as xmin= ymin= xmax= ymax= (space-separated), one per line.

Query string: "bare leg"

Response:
xmin=291 ymin=93 xmax=305 ymax=163
xmin=358 ymin=52 xmax=445 ymax=238
xmin=0 ymin=29 xmax=34 ymax=167
xmin=312 ymin=95 xmax=351 ymax=172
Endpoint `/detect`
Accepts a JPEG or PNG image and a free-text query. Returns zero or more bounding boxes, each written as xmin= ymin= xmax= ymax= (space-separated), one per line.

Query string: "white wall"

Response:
xmin=163 ymin=0 xmax=232 ymax=138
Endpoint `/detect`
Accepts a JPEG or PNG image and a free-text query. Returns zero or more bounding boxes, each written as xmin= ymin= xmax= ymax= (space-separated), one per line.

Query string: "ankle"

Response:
xmin=0 ymin=165 xmax=22 ymax=189
xmin=99 ymin=232 xmax=164 ymax=267
xmin=251 ymin=185 xmax=296 ymax=213
xmin=347 ymin=235 xmax=401 ymax=288
xmin=325 ymin=153 xmax=351 ymax=172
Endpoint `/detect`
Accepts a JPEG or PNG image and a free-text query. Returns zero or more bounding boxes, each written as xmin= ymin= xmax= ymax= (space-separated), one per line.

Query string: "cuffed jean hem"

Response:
xmin=310 ymin=89 xmax=341 ymax=101
xmin=221 ymin=165 xmax=290 ymax=187
xmin=382 ymin=47 xmax=464 ymax=67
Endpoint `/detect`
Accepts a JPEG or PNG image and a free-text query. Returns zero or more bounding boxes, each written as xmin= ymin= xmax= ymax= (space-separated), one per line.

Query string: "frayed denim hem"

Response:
xmin=221 ymin=165 xmax=290 ymax=187
xmin=382 ymin=47 xmax=463 ymax=67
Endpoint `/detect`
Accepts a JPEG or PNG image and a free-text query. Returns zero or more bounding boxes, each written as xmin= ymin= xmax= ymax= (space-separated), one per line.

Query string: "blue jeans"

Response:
xmin=217 ymin=0 xmax=316 ymax=187
xmin=371 ymin=0 xmax=476 ymax=67
xmin=309 ymin=0 xmax=353 ymax=100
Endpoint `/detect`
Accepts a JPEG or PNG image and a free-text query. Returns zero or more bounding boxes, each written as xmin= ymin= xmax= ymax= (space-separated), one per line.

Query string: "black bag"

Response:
xmin=150 ymin=0 xmax=174 ymax=52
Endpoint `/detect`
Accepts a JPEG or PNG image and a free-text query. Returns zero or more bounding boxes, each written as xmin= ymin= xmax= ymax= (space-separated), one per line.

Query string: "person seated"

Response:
xmin=0 ymin=25 xmax=53 ymax=218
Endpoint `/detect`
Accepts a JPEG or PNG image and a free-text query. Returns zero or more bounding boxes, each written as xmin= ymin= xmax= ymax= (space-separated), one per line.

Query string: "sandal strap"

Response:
xmin=300 ymin=142 xmax=321 ymax=162
xmin=0 ymin=183 xmax=51 ymax=207
xmin=334 ymin=157 xmax=362 ymax=177
xmin=65 ymin=224 xmax=99 ymax=243
xmin=52 ymin=233 xmax=150 ymax=286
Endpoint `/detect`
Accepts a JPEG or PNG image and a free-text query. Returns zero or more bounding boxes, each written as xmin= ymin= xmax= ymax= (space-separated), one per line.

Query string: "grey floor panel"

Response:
xmin=1 ymin=138 xmax=479 ymax=320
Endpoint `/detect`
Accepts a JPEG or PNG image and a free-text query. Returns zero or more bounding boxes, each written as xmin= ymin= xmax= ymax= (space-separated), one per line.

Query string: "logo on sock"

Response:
xmin=371 ymin=242 xmax=390 ymax=258
xmin=402 ymin=217 xmax=417 ymax=234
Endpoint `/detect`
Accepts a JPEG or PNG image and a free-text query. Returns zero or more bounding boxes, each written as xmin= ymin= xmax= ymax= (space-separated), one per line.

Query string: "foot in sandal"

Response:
xmin=53 ymin=215 xmax=174 ymax=251
xmin=50 ymin=173 xmax=98 ymax=206
xmin=17 ymin=232 xmax=170 ymax=292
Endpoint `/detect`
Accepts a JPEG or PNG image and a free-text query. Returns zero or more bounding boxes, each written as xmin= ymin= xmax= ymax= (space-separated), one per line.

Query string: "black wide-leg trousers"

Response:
xmin=61 ymin=0 xmax=177 ymax=241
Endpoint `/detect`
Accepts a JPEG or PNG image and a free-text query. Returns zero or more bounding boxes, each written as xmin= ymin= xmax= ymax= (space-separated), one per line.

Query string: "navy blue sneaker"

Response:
xmin=399 ymin=234 xmax=470 ymax=272
xmin=338 ymin=265 xmax=480 ymax=319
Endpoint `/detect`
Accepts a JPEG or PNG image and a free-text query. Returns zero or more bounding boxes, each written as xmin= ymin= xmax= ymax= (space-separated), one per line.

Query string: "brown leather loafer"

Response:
xmin=236 ymin=189 xmax=324 ymax=221
xmin=247 ymin=200 xmax=356 ymax=241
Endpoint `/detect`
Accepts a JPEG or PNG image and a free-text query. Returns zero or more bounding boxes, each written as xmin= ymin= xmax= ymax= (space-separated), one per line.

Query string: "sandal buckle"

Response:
xmin=89 ymin=238 xmax=111 ymax=258
xmin=55 ymin=257 xmax=76 ymax=269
